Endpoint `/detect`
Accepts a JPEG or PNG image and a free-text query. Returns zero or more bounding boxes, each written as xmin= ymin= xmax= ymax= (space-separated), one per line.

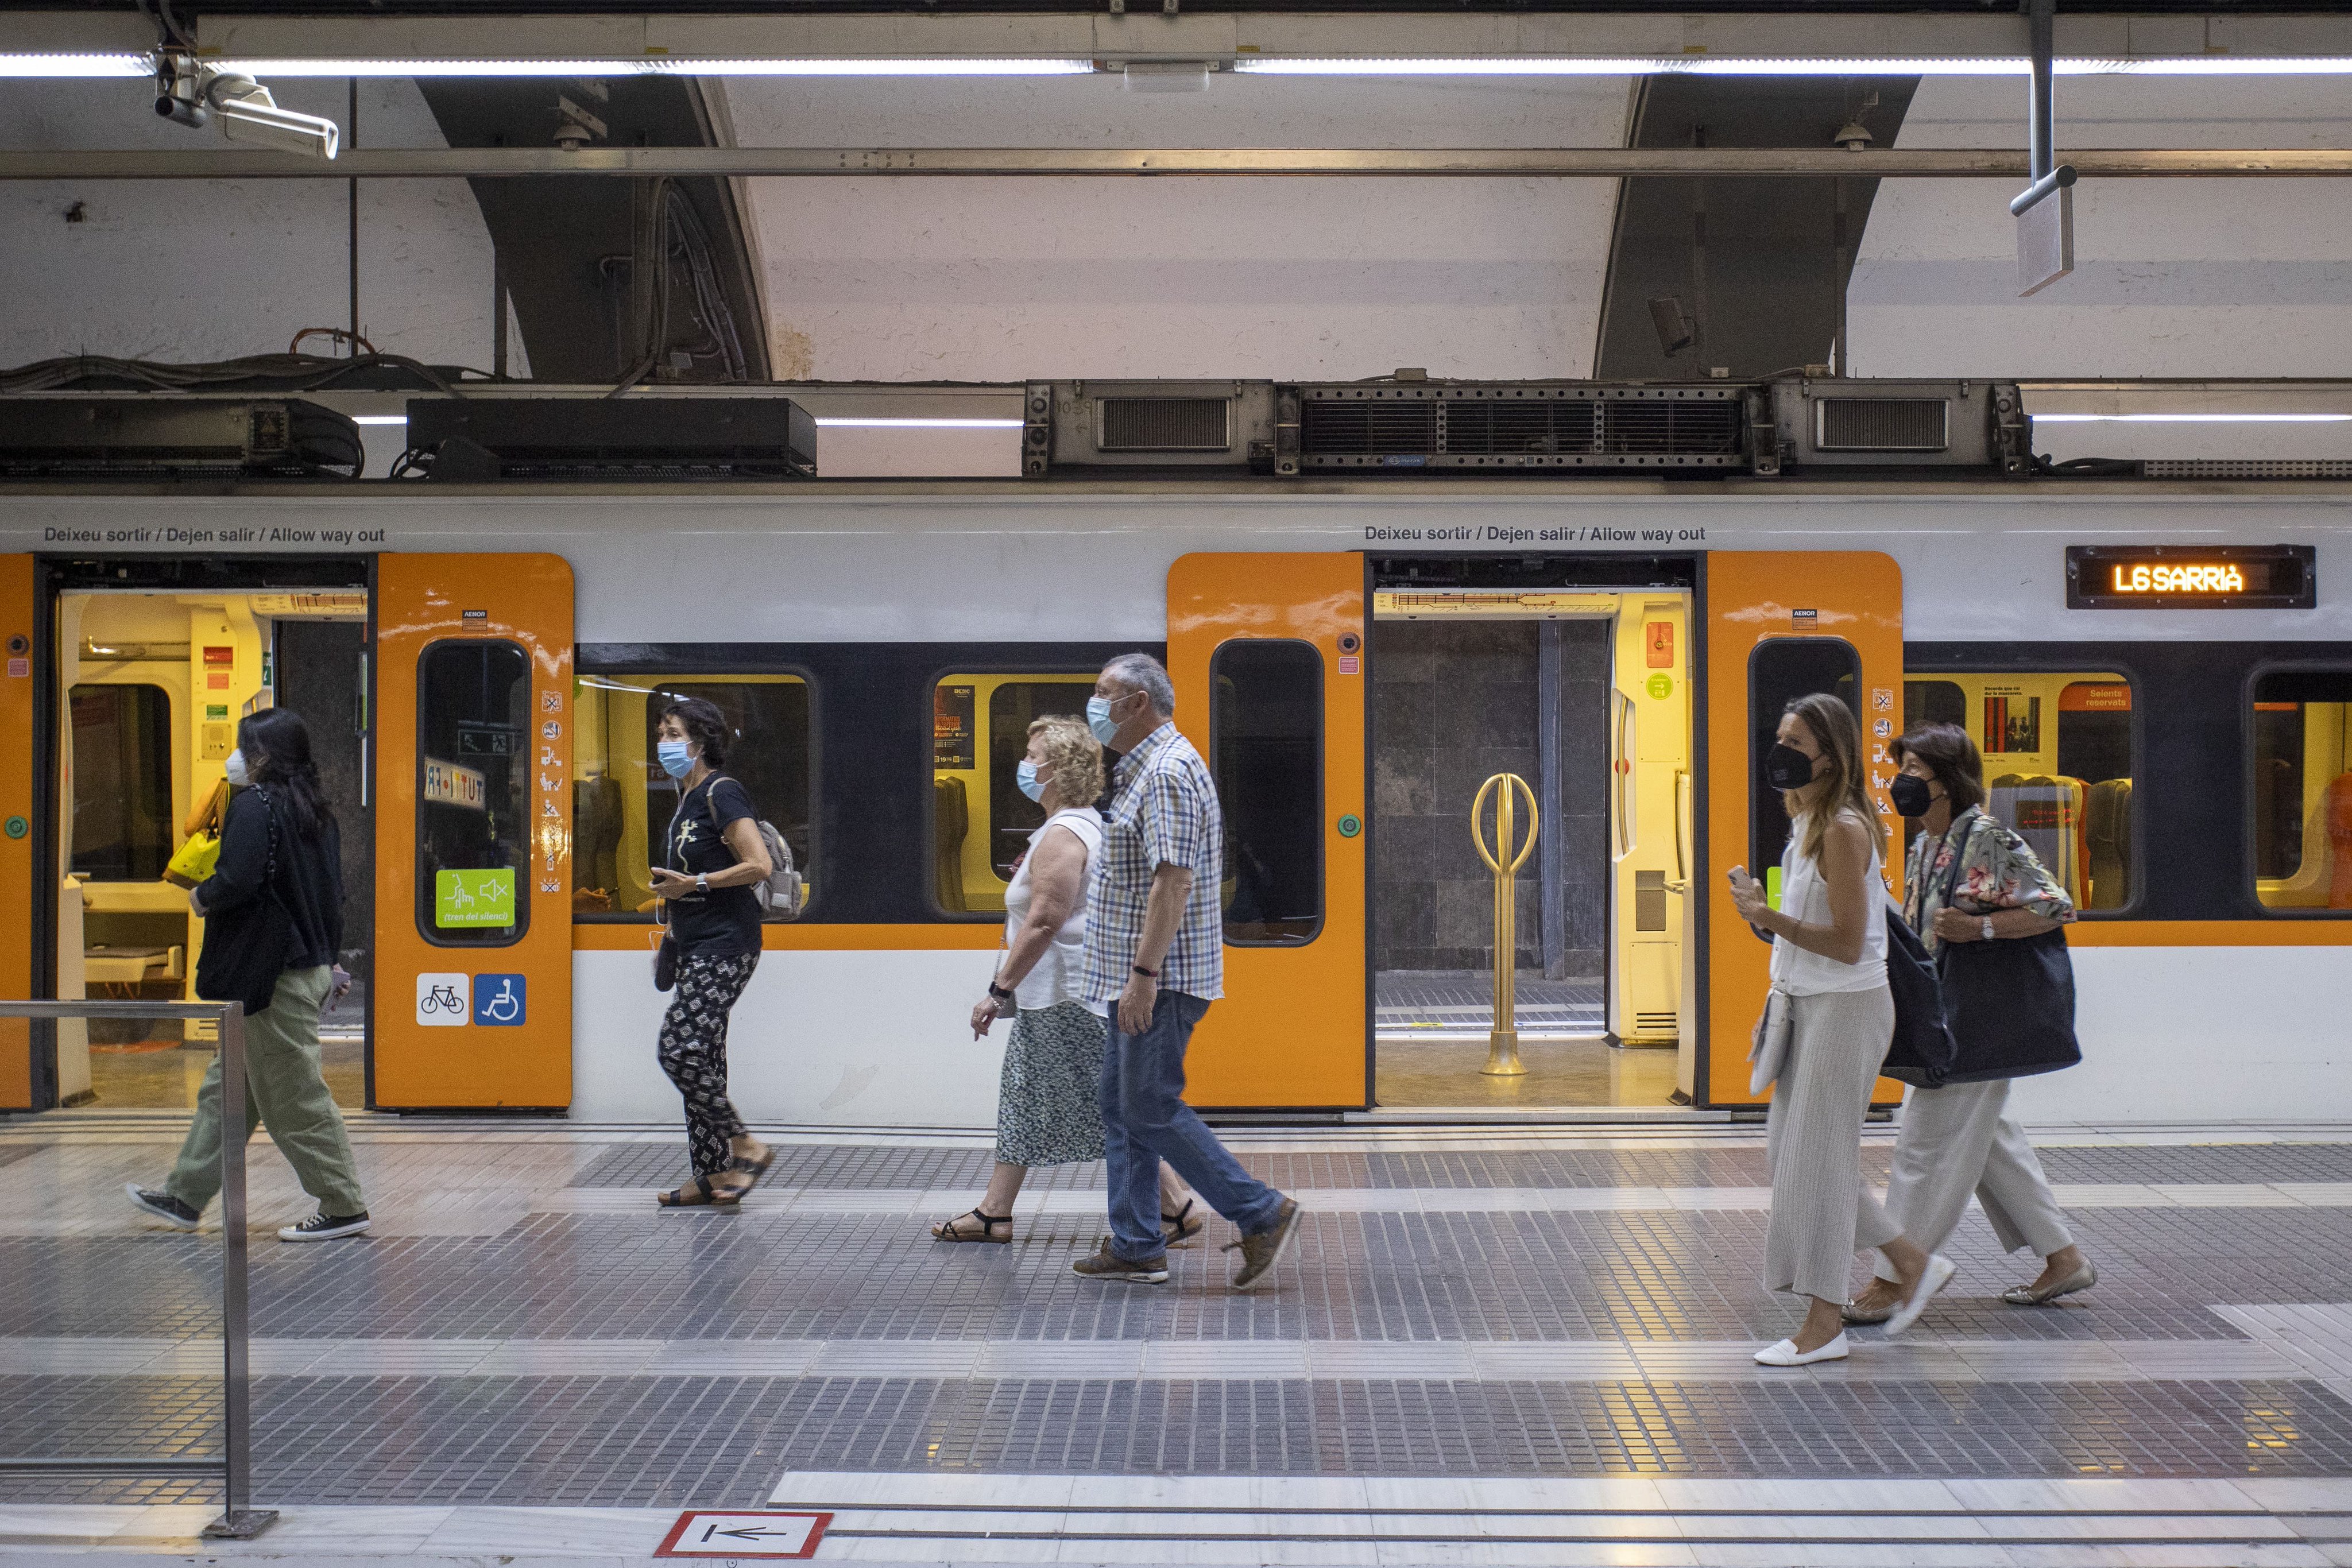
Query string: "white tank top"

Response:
xmin=1770 ymin=814 xmax=1888 ymax=996
xmin=1003 ymin=807 xmax=1105 ymax=1011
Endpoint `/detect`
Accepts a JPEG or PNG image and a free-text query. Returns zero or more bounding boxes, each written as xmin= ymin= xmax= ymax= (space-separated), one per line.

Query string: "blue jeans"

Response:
xmin=1098 ymin=989 xmax=1284 ymax=1260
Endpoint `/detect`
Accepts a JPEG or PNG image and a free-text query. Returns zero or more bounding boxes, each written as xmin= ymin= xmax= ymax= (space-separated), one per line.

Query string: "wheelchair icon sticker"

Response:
xmin=416 ymin=973 xmax=470 ymax=1027
xmin=473 ymin=974 xmax=526 ymax=1027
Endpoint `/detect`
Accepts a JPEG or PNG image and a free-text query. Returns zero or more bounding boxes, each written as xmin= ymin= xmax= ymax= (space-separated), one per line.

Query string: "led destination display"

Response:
xmin=2065 ymin=545 xmax=2315 ymax=610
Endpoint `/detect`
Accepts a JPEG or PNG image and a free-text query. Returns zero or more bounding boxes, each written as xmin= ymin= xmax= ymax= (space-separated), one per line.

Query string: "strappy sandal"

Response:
xmin=729 ymin=1141 xmax=776 ymax=1193
xmin=1162 ymin=1198 xmax=1206 ymax=1248
xmin=931 ymin=1207 xmax=1011 ymax=1243
xmin=656 ymin=1175 xmax=745 ymax=1209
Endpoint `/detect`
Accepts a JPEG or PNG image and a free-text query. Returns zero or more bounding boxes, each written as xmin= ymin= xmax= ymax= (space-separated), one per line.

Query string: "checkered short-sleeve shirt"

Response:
xmin=1081 ymin=722 xmax=1225 ymax=1006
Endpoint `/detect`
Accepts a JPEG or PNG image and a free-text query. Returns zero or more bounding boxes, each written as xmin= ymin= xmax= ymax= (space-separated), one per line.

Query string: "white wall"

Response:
xmin=1850 ymin=78 xmax=2352 ymax=462
xmin=727 ymin=74 xmax=1630 ymax=381
xmin=0 ymin=77 xmax=496 ymax=369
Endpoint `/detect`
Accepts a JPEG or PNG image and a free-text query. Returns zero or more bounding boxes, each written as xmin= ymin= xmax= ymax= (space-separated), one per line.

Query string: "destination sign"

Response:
xmin=2065 ymin=545 xmax=2315 ymax=610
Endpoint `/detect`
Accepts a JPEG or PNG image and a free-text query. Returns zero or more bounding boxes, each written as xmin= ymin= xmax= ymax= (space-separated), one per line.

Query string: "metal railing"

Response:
xmin=0 ymin=999 xmax=275 ymax=1540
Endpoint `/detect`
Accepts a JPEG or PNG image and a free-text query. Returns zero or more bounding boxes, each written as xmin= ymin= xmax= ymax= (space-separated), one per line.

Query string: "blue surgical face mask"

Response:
xmin=1016 ymin=760 xmax=1048 ymax=803
xmin=1086 ymin=694 xmax=1122 ymax=746
xmin=656 ymin=738 xmax=695 ymax=780
xmin=223 ymin=749 xmax=250 ymax=787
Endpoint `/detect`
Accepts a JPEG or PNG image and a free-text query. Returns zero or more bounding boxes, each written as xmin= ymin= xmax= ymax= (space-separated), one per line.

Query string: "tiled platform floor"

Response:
xmin=9 ymin=1114 xmax=2352 ymax=1565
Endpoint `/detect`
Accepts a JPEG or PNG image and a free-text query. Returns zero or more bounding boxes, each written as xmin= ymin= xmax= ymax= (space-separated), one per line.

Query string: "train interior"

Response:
xmin=2253 ymin=669 xmax=2352 ymax=911
xmin=1370 ymin=587 xmax=1692 ymax=1110
xmin=52 ymin=584 xmax=372 ymax=1110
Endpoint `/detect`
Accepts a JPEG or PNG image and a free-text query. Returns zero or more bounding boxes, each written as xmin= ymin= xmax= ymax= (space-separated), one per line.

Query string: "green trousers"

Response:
xmin=167 ymin=965 xmax=366 ymax=1217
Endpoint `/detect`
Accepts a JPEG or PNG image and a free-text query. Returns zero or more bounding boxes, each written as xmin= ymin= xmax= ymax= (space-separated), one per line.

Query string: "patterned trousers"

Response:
xmin=656 ymin=951 xmax=760 ymax=1178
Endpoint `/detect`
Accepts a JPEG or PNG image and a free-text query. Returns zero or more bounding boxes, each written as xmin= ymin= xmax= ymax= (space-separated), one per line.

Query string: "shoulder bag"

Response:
xmin=1935 ymin=816 xmax=2082 ymax=1082
xmin=193 ymin=787 xmax=296 ymax=1020
xmin=1879 ymin=896 xmax=1959 ymax=1088
xmin=162 ymin=780 xmax=231 ymax=889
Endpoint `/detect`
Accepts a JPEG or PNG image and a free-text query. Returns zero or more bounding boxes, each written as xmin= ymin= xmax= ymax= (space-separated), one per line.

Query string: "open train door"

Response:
xmin=1702 ymin=551 xmax=1905 ymax=1108
xmin=0 ymin=556 xmax=32 ymax=1109
xmin=1167 ymin=553 xmax=1368 ymax=1109
xmin=373 ymin=555 xmax=574 ymax=1109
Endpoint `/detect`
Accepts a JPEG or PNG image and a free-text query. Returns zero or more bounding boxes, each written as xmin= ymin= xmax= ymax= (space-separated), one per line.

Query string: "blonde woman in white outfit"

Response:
xmin=1729 ymin=693 xmax=1952 ymax=1366
xmin=932 ymin=717 xmax=1201 ymax=1244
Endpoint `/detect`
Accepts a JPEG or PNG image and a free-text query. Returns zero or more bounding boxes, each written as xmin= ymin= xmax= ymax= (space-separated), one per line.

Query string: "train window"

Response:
xmin=1211 ymin=640 xmax=1323 ymax=945
xmin=416 ymin=640 xmax=531 ymax=945
xmin=1748 ymin=639 xmax=1860 ymax=884
xmin=931 ymin=674 xmax=1094 ymax=916
xmin=1900 ymin=671 xmax=2134 ymax=913
xmin=2252 ymin=669 xmax=2352 ymax=914
xmin=68 ymin=683 xmax=173 ymax=881
xmin=571 ymin=674 xmax=812 ymax=922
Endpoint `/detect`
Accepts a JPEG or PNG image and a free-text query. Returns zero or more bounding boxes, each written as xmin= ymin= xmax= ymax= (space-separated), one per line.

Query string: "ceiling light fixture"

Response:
xmin=2029 ymin=412 xmax=2352 ymax=422
xmin=351 ymin=415 xmax=409 ymax=425
xmin=208 ymin=57 xmax=1094 ymax=79
xmin=1232 ymin=55 xmax=2352 ymax=77
xmin=811 ymin=417 xmax=1026 ymax=429
xmin=0 ymin=53 xmax=152 ymax=77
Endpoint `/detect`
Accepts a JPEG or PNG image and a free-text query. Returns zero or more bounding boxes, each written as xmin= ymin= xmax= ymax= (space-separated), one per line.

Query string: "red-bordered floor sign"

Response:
xmin=656 ymin=1511 xmax=831 ymax=1558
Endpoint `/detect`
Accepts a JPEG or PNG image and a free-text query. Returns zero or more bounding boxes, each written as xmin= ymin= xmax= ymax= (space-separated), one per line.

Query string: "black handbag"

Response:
xmin=1879 ymin=901 xmax=1958 ymax=1088
xmin=194 ymin=787 xmax=295 ymax=1020
xmin=652 ymin=928 xmax=679 ymax=992
xmin=1933 ymin=816 xmax=2083 ymax=1082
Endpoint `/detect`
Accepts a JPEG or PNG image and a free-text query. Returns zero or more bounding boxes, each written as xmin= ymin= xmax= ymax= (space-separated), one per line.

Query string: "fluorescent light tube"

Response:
xmin=351 ymin=415 xmax=409 ymax=425
xmin=811 ymin=417 xmax=1026 ymax=429
xmin=1231 ymin=55 xmax=2352 ymax=77
xmin=0 ymin=53 xmax=154 ymax=78
xmin=203 ymin=57 xmax=1096 ymax=79
xmin=2030 ymin=413 xmax=2352 ymax=423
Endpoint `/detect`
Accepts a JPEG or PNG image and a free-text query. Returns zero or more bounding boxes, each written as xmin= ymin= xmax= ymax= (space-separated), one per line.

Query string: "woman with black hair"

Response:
xmin=125 ymin=707 xmax=371 ymax=1242
xmin=648 ymin=696 xmax=776 ymax=1208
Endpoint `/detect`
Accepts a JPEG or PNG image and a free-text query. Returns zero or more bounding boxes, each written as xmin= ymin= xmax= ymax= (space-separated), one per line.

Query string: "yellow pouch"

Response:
xmin=162 ymin=832 xmax=220 ymax=890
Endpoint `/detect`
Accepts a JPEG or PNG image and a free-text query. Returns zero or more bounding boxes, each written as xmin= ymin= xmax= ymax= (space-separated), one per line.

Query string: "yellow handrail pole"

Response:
xmin=1471 ymin=772 xmax=1539 ymax=1078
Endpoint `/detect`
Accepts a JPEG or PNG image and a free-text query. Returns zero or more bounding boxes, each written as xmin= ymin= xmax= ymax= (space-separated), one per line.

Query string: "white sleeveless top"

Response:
xmin=1003 ymin=807 xmax=1105 ymax=1012
xmin=1770 ymin=814 xmax=1888 ymax=996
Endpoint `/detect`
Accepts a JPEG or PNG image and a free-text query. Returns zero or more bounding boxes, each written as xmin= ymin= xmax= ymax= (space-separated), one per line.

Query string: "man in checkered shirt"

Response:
xmin=1073 ymin=653 xmax=1301 ymax=1290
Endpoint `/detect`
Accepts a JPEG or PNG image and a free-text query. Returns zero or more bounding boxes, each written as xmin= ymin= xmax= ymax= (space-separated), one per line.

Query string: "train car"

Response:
xmin=0 ymin=477 xmax=2346 ymax=1127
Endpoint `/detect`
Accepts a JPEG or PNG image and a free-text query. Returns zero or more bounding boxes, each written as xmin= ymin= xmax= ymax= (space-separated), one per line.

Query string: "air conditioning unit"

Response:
xmin=404 ymin=396 xmax=815 ymax=481
xmin=1291 ymin=382 xmax=1753 ymax=473
xmin=1031 ymin=381 xmax=1286 ymax=475
xmin=1768 ymin=378 xmax=2026 ymax=474
xmin=0 ymin=397 xmax=362 ymax=478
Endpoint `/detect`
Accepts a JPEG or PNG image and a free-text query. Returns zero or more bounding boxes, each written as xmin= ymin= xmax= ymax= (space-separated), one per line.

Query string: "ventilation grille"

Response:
xmin=2142 ymin=459 xmax=2352 ymax=480
xmin=1299 ymin=389 xmax=1743 ymax=469
xmin=1634 ymin=1012 xmax=1678 ymax=1033
xmin=1097 ymin=396 xmax=1231 ymax=453
xmin=1816 ymin=397 xmax=1950 ymax=452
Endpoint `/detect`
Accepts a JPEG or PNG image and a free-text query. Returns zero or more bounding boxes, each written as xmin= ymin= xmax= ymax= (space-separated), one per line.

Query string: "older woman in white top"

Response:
xmin=933 ymin=717 xmax=1201 ymax=1244
xmin=1729 ymin=693 xmax=1951 ymax=1366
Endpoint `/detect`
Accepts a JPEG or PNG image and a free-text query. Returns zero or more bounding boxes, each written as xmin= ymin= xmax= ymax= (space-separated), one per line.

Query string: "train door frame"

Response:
xmin=26 ymin=553 xmax=378 ymax=1112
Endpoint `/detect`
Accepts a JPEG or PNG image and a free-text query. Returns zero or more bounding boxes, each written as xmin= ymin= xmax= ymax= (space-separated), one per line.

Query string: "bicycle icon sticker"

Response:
xmin=473 ymin=974 xmax=527 ymax=1027
xmin=416 ymin=973 xmax=471 ymax=1027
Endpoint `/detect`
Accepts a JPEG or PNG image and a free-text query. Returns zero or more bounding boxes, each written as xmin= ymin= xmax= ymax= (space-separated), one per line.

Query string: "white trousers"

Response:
xmin=1870 ymin=1078 xmax=2076 ymax=1283
xmin=1765 ymin=988 xmax=1904 ymax=1303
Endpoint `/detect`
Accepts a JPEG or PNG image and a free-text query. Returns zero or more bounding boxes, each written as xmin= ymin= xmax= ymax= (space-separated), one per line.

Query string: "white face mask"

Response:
xmin=223 ymin=749 xmax=250 ymax=787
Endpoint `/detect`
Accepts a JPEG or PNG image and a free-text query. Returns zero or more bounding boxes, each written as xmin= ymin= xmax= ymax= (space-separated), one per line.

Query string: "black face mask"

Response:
xmin=1763 ymin=743 xmax=1819 ymax=791
xmin=1887 ymin=773 xmax=1936 ymax=818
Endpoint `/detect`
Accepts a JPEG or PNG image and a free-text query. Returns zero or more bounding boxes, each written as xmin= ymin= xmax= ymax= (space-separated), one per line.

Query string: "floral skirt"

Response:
xmin=996 ymin=1001 xmax=1109 ymax=1167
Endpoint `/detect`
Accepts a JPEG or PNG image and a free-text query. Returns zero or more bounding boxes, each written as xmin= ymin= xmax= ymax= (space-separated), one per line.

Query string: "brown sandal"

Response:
xmin=931 ymin=1207 xmax=1011 ymax=1243
xmin=657 ymin=1175 xmax=744 ymax=1209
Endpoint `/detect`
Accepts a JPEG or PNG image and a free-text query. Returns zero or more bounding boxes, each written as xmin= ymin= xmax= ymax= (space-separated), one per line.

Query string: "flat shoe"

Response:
xmin=1885 ymin=1253 xmax=1956 ymax=1338
xmin=2002 ymin=1260 xmax=2096 ymax=1306
xmin=1755 ymin=1333 xmax=1849 ymax=1366
xmin=1840 ymin=1298 xmax=1894 ymax=1326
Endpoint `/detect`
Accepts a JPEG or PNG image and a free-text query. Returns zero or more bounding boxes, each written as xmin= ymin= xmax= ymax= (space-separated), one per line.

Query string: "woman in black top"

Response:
xmin=125 ymin=708 xmax=372 ymax=1243
xmin=649 ymin=696 xmax=776 ymax=1207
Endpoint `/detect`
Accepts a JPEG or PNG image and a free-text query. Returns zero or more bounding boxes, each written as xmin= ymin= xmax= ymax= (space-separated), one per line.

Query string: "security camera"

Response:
xmin=207 ymin=74 xmax=340 ymax=159
xmin=152 ymin=60 xmax=339 ymax=160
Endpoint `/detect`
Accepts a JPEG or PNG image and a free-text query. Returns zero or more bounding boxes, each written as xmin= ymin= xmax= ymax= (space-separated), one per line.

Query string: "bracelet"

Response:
xmin=1132 ymin=963 xmax=1159 ymax=979
xmin=987 ymin=981 xmax=1015 ymax=1002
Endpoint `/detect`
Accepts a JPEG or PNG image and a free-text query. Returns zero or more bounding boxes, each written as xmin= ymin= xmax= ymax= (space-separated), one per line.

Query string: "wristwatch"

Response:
xmin=1980 ymin=915 xmax=1995 ymax=942
xmin=987 ymin=980 xmax=1015 ymax=1004
xmin=696 ymin=872 xmax=710 ymax=895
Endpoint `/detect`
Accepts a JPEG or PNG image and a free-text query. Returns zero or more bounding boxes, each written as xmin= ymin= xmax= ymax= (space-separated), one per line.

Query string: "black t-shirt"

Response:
xmin=663 ymin=775 xmax=763 ymax=957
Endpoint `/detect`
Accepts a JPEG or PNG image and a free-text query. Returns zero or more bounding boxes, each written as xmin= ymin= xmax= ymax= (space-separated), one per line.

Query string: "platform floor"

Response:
xmin=7 ymin=1113 xmax=2352 ymax=1565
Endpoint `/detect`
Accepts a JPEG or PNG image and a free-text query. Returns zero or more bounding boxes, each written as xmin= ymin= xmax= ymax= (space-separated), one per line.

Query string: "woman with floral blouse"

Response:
xmin=1844 ymin=722 xmax=2096 ymax=1322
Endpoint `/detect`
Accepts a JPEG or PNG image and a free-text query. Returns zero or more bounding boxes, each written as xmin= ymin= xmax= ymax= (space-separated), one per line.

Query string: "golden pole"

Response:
xmin=1470 ymin=771 xmax=1539 ymax=1077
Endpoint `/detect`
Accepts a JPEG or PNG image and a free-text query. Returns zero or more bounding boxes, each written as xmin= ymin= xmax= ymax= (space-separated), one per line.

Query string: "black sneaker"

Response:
xmin=1070 ymin=1240 xmax=1169 ymax=1284
xmin=278 ymin=1210 xmax=371 ymax=1243
xmin=123 ymin=1184 xmax=199 ymax=1231
xmin=1224 ymin=1197 xmax=1301 ymax=1291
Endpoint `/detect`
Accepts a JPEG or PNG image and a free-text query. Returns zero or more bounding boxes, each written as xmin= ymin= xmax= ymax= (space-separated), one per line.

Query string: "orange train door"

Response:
xmin=0 ymin=556 xmax=32 ymax=1109
xmin=373 ymin=555 xmax=574 ymax=1109
xmin=1167 ymin=553 xmax=1368 ymax=1109
xmin=1703 ymin=551 xmax=1905 ymax=1108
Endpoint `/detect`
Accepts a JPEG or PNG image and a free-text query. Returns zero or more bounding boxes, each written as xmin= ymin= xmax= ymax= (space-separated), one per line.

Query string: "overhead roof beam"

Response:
xmin=2 ymin=146 xmax=2345 ymax=180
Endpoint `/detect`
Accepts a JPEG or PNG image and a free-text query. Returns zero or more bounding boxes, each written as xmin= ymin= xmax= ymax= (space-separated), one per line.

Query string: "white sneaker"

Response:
xmin=1755 ymin=1333 xmax=1849 ymax=1366
xmin=1884 ymin=1253 xmax=1957 ymax=1338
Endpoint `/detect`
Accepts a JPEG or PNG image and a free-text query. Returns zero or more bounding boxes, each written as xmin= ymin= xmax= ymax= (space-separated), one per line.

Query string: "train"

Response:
xmin=1 ymin=446 xmax=2346 ymax=1129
